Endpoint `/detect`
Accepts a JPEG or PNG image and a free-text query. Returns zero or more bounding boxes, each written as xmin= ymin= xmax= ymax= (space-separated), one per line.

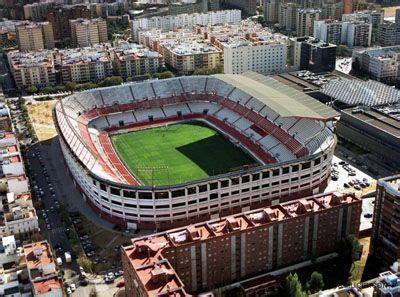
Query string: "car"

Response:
xmin=348 ymin=181 xmax=354 ymax=187
xmin=354 ymin=185 xmax=361 ymax=190
xmin=70 ymin=284 xmax=76 ymax=292
xmin=364 ymin=213 xmax=373 ymax=218
xmin=47 ymin=224 xmax=51 ymax=230
xmin=343 ymin=183 xmax=350 ymax=188
xmin=66 ymin=287 xmax=72 ymax=295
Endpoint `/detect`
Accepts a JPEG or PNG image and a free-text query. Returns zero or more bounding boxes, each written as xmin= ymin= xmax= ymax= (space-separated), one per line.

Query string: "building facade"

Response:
xmin=7 ymin=50 xmax=56 ymax=90
xmin=113 ymin=43 xmax=163 ymax=79
xmin=70 ymin=18 xmax=108 ymax=48
xmin=371 ymin=175 xmax=400 ymax=265
xmin=297 ymin=8 xmax=321 ymax=37
xmin=58 ymin=45 xmax=113 ymax=84
xmin=16 ymin=21 xmax=55 ymax=51
xmin=122 ymin=192 xmax=361 ymax=295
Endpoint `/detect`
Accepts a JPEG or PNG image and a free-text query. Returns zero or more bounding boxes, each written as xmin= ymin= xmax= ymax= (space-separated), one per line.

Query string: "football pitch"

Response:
xmin=111 ymin=123 xmax=257 ymax=186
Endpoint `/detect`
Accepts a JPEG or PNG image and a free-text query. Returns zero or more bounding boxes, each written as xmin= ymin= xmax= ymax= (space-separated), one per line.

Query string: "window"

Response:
xmin=100 ymin=183 xmax=107 ymax=191
xmin=138 ymin=192 xmax=152 ymax=199
xmin=282 ymin=167 xmax=289 ymax=174
xmin=110 ymin=187 xmax=120 ymax=196
xmin=187 ymin=187 xmax=196 ymax=195
xmin=210 ymin=193 xmax=218 ymax=200
xmin=123 ymin=190 xmax=135 ymax=199
xmin=220 ymin=180 xmax=229 ymax=188
xmin=292 ymin=165 xmax=299 ymax=172
xmin=273 ymin=169 xmax=280 ymax=176
xmin=302 ymin=162 xmax=311 ymax=170
xmin=155 ymin=192 xmax=168 ymax=199
xmin=252 ymin=173 xmax=260 ymax=181
xmin=172 ymin=189 xmax=185 ymax=197
xmin=198 ymin=185 xmax=207 ymax=193
xmin=231 ymin=178 xmax=239 ymax=185
xmin=242 ymin=175 xmax=250 ymax=183
xmin=262 ymin=171 xmax=270 ymax=178
xmin=210 ymin=182 xmax=218 ymax=190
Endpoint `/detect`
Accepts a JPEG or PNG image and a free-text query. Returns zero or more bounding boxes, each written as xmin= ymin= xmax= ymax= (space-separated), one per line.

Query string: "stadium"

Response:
xmin=54 ymin=72 xmax=339 ymax=230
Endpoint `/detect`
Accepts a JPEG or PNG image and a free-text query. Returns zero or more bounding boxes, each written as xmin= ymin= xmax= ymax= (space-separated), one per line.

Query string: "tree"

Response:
xmin=154 ymin=71 xmax=174 ymax=80
xmin=98 ymin=76 xmax=123 ymax=87
xmin=77 ymin=255 xmax=92 ymax=273
xmin=26 ymin=86 xmax=38 ymax=94
xmin=42 ymin=86 xmax=54 ymax=94
xmin=65 ymin=81 xmax=78 ymax=92
xmin=339 ymin=234 xmax=362 ymax=262
xmin=193 ymin=63 xmax=223 ymax=75
xmin=336 ymin=45 xmax=349 ymax=57
xmin=281 ymin=273 xmax=307 ymax=297
xmin=306 ymin=271 xmax=324 ymax=293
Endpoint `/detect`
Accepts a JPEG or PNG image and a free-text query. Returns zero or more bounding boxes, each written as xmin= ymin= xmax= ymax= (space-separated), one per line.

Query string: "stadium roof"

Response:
xmin=321 ymin=78 xmax=400 ymax=107
xmin=214 ymin=72 xmax=339 ymax=120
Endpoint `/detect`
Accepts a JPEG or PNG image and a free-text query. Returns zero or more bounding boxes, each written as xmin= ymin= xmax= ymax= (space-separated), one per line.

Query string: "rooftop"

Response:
xmin=32 ymin=277 xmax=61 ymax=294
xmin=7 ymin=50 xmax=54 ymax=69
xmin=321 ymin=78 xmax=399 ymax=107
xmin=23 ymin=241 xmax=54 ymax=270
xmin=215 ymin=72 xmax=340 ymax=120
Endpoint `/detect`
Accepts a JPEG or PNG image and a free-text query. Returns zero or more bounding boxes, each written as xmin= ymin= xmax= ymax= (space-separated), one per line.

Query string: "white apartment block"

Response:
xmin=224 ymin=43 xmax=287 ymax=74
xmin=342 ymin=10 xmax=384 ymax=27
xmin=0 ymin=193 xmax=39 ymax=238
xmin=199 ymin=21 xmax=288 ymax=75
xmin=131 ymin=9 xmax=241 ymax=41
xmin=352 ymin=46 xmax=400 ymax=81
xmin=314 ymin=19 xmax=372 ymax=47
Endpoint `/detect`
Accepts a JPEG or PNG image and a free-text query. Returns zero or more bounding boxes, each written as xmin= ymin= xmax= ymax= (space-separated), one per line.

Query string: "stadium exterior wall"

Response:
xmin=58 ymin=132 xmax=335 ymax=230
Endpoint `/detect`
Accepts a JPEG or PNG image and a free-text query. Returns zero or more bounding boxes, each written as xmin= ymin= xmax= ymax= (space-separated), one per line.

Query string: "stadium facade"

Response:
xmin=54 ymin=72 xmax=339 ymax=230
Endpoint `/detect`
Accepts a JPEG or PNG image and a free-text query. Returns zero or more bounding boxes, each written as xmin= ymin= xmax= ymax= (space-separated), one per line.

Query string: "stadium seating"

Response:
xmin=180 ymin=76 xmax=207 ymax=93
xmin=215 ymin=108 xmax=241 ymax=124
xmin=228 ymin=88 xmax=252 ymax=104
xmin=152 ymin=78 xmax=184 ymax=97
xmin=131 ymin=81 xmax=156 ymax=100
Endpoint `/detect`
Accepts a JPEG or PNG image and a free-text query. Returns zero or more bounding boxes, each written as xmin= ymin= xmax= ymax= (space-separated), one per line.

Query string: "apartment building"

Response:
xmin=169 ymin=0 xmax=208 ymax=15
xmin=7 ymin=50 xmax=56 ymax=90
xmin=131 ymin=10 xmax=241 ymax=42
xmin=58 ymin=45 xmax=113 ymax=84
xmin=47 ymin=5 xmax=92 ymax=43
xmin=23 ymin=2 xmax=54 ymax=22
xmin=70 ymin=18 xmax=108 ymax=48
xmin=0 ymin=193 xmax=39 ymax=239
xmin=141 ymin=29 xmax=221 ymax=74
xmin=297 ymin=8 xmax=321 ymax=37
xmin=198 ymin=21 xmax=287 ymax=75
xmin=371 ymin=175 xmax=400 ymax=265
xmin=279 ymin=3 xmax=300 ymax=32
xmin=314 ymin=19 xmax=372 ymax=47
xmin=0 ymin=235 xmax=31 ymax=296
xmin=342 ymin=10 xmax=384 ymax=27
xmin=225 ymin=0 xmax=257 ymax=15
xmin=352 ymin=46 xmax=400 ymax=82
xmin=23 ymin=241 xmax=62 ymax=297
xmin=113 ymin=43 xmax=163 ymax=79
xmin=289 ymin=36 xmax=337 ymax=71
xmin=16 ymin=21 xmax=55 ymax=51
xmin=264 ymin=0 xmax=279 ymax=23
xmin=122 ymin=192 xmax=361 ymax=296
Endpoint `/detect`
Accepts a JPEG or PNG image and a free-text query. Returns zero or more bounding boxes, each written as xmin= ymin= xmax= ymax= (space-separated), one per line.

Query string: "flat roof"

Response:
xmin=214 ymin=72 xmax=340 ymax=120
xmin=342 ymin=108 xmax=400 ymax=138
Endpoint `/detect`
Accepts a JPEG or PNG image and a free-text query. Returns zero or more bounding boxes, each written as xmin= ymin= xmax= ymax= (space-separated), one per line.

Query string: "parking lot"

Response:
xmin=326 ymin=155 xmax=376 ymax=231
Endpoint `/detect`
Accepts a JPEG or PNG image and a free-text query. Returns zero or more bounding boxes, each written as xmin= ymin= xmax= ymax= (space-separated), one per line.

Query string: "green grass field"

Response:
xmin=111 ymin=123 xmax=256 ymax=186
